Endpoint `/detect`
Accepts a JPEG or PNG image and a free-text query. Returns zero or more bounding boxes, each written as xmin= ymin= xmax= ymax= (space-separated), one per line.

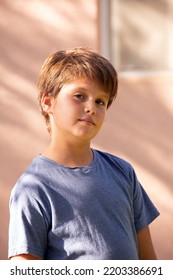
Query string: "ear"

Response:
xmin=41 ymin=93 xmax=53 ymax=114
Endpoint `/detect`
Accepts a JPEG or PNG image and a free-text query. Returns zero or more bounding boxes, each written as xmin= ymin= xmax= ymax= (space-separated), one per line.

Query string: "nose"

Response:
xmin=84 ymin=101 xmax=96 ymax=115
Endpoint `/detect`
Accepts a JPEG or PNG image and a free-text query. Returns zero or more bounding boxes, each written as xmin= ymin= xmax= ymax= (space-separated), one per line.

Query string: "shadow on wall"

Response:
xmin=0 ymin=0 xmax=97 ymax=83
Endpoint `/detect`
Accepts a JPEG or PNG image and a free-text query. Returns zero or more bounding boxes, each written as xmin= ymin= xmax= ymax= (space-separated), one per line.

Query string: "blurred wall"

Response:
xmin=0 ymin=0 xmax=173 ymax=260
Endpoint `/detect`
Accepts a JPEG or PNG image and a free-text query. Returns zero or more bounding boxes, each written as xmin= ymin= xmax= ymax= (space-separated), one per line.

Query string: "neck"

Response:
xmin=42 ymin=139 xmax=93 ymax=167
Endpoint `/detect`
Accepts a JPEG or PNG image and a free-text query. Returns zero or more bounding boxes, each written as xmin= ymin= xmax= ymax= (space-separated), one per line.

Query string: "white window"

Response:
xmin=99 ymin=0 xmax=173 ymax=73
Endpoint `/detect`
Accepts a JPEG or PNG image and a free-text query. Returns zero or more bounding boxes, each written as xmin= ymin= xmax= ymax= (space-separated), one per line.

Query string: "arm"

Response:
xmin=9 ymin=183 xmax=48 ymax=260
xmin=137 ymin=226 xmax=157 ymax=260
xmin=10 ymin=254 xmax=41 ymax=260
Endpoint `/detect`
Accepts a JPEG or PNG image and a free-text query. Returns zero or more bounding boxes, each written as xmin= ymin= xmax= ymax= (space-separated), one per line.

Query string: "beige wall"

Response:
xmin=0 ymin=0 xmax=173 ymax=260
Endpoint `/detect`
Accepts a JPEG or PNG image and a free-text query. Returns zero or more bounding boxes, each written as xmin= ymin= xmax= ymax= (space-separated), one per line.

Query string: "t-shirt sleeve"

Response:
xmin=128 ymin=165 xmax=160 ymax=232
xmin=8 ymin=178 xmax=48 ymax=259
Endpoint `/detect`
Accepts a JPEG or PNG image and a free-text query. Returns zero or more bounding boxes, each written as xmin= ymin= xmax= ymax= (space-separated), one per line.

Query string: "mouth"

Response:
xmin=79 ymin=118 xmax=95 ymax=126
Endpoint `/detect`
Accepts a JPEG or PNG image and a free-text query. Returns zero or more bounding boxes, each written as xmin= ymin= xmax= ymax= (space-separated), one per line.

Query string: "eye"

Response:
xmin=96 ymin=98 xmax=106 ymax=106
xmin=74 ymin=93 xmax=86 ymax=100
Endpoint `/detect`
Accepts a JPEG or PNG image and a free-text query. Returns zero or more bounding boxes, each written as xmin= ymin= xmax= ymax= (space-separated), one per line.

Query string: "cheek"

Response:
xmin=96 ymin=112 xmax=106 ymax=131
xmin=53 ymin=100 xmax=79 ymax=122
xmin=99 ymin=109 xmax=106 ymax=122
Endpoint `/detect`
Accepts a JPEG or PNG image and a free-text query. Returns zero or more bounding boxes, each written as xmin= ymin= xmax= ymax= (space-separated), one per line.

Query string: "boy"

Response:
xmin=8 ymin=47 xmax=159 ymax=260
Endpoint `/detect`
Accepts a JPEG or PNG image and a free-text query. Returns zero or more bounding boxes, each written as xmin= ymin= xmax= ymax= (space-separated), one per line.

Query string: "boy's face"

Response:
xmin=43 ymin=78 xmax=109 ymax=144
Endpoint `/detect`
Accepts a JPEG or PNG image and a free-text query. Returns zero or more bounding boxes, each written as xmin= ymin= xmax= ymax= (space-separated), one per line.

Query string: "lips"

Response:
xmin=79 ymin=118 xmax=95 ymax=126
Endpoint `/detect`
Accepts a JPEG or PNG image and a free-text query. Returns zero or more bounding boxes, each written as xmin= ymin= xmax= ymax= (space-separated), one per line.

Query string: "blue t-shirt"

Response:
xmin=8 ymin=149 xmax=159 ymax=259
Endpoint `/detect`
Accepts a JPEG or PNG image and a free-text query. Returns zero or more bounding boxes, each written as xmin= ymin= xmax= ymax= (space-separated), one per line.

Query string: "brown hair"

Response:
xmin=38 ymin=47 xmax=118 ymax=132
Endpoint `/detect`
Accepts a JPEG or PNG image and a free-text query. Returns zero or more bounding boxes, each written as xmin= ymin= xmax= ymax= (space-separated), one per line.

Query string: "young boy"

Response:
xmin=8 ymin=47 xmax=159 ymax=260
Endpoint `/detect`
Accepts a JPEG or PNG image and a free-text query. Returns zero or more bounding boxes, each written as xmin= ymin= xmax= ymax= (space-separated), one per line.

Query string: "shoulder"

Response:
xmin=10 ymin=156 xmax=50 ymax=199
xmin=94 ymin=149 xmax=134 ymax=173
xmin=93 ymin=149 xmax=138 ymax=185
